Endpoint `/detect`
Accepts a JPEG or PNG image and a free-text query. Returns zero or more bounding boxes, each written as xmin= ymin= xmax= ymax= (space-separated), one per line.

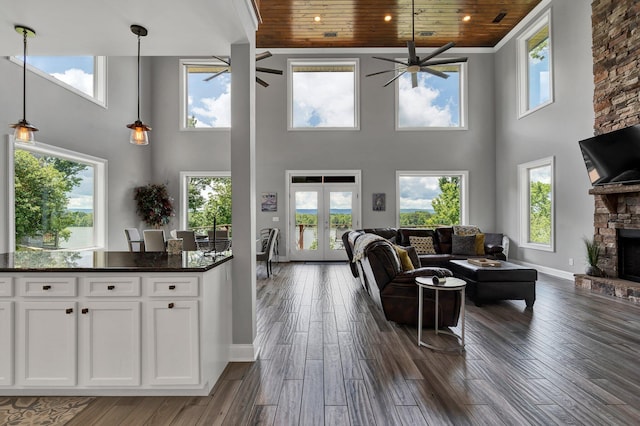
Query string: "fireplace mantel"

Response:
xmin=589 ymin=183 xmax=640 ymax=213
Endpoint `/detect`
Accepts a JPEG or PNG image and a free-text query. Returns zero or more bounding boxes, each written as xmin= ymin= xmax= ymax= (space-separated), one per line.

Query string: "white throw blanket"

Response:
xmin=352 ymin=233 xmax=387 ymax=263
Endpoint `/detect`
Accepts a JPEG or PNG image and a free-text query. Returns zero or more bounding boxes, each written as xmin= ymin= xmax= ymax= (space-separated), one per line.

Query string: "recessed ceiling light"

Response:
xmin=419 ymin=31 xmax=435 ymax=37
xmin=314 ymin=16 xmax=321 ymax=22
xmin=384 ymin=15 xmax=392 ymax=22
xmin=462 ymin=15 xmax=471 ymax=22
xmin=324 ymin=31 xmax=337 ymax=38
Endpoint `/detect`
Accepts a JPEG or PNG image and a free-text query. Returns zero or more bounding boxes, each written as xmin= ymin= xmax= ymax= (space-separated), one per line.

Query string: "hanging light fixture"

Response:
xmin=126 ymin=24 xmax=151 ymax=145
xmin=10 ymin=25 xmax=38 ymax=144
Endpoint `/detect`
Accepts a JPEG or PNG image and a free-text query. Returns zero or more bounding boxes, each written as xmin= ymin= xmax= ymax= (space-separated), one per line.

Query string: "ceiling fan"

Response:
xmin=204 ymin=51 xmax=283 ymax=87
xmin=366 ymin=0 xmax=468 ymax=88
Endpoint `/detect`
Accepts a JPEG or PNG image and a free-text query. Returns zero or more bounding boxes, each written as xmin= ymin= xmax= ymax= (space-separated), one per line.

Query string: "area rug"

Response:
xmin=0 ymin=396 xmax=94 ymax=425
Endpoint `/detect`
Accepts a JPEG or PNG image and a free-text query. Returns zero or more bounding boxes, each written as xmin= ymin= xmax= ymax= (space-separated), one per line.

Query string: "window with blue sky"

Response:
xmin=182 ymin=60 xmax=231 ymax=129
xmin=289 ymin=59 xmax=358 ymax=129
xmin=396 ymin=64 xmax=464 ymax=129
xmin=12 ymin=56 xmax=105 ymax=105
xmin=518 ymin=11 xmax=553 ymax=117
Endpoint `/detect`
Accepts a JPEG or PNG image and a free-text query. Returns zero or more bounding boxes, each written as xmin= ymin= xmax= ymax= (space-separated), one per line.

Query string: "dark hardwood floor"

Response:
xmin=63 ymin=261 xmax=640 ymax=425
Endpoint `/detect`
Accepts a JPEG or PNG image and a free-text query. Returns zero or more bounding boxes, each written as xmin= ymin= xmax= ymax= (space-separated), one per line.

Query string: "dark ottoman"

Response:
xmin=449 ymin=259 xmax=537 ymax=308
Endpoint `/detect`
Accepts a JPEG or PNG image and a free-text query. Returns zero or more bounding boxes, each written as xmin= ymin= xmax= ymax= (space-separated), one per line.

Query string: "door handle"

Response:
xmin=168 ymin=302 xmax=175 ymax=309
xmin=43 ymin=285 xmax=51 ymax=290
xmin=66 ymin=308 xmax=73 ymax=314
xmin=107 ymin=285 xmax=115 ymax=290
xmin=82 ymin=308 xmax=89 ymax=314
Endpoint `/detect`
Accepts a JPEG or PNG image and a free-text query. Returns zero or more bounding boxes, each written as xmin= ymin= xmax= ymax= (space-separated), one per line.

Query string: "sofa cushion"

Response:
xmin=435 ymin=227 xmax=453 ymax=254
xmin=453 ymin=225 xmax=481 ymax=236
xmin=409 ymin=235 xmax=436 ymax=255
xmin=394 ymin=245 xmax=415 ymax=271
xmin=475 ymin=233 xmax=486 ymax=255
xmin=452 ymin=234 xmax=477 ymax=255
xmin=396 ymin=228 xmax=436 ymax=247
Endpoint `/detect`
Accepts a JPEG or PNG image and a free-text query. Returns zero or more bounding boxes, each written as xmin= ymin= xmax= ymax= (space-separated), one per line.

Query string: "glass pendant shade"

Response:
xmin=127 ymin=120 xmax=150 ymax=145
xmin=12 ymin=25 xmax=37 ymax=145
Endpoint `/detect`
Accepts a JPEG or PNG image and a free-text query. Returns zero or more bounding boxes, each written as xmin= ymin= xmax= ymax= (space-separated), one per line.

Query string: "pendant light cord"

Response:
xmin=136 ymin=33 xmax=141 ymax=121
xmin=21 ymin=27 xmax=27 ymax=121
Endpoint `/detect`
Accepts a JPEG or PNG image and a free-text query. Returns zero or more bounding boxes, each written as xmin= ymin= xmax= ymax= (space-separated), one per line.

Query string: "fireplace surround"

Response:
xmin=618 ymin=228 xmax=640 ymax=283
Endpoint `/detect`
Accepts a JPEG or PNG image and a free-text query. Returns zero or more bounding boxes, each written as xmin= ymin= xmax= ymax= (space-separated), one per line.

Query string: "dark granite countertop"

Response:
xmin=0 ymin=250 xmax=232 ymax=272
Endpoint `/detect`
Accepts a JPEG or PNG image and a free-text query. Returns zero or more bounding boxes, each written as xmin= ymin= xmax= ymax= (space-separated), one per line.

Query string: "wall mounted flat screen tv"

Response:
xmin=578 ymin=124 xmax=640 ymax=186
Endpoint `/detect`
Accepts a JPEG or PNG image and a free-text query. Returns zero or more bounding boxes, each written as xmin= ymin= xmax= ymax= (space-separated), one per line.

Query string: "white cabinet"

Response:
xmin=18 ymin=301 xmax=77 ymax=386
xmin=0 ymin=302 xmax=13 ymax=386
xmin=147 ymin=300 xmax=200 ymax=385
xmin=79 ymin=301 xmax=141 ymax=386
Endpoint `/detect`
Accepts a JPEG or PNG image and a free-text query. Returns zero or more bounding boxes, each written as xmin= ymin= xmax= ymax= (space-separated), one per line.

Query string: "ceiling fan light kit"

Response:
xmin=11 ymin=25 xmax=38 ymax=144
xmin=366 ymin=0 xmax=468 ymax=89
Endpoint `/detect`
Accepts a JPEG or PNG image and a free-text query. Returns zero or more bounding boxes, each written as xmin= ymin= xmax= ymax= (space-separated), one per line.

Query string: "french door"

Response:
xmin=288 ymin=172 xmax=360 ymax=262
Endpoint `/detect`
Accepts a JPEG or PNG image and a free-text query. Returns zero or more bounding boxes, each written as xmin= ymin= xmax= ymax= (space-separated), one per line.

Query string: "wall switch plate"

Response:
xmin=569 ymin=258 xmax=574 ymax=266
xmin=272 ymin=217 xmax=279 ymax=222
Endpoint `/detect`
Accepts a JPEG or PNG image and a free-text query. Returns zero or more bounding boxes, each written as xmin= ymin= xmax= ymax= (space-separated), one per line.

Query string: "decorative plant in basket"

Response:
xmin=133 ymin=183 xmax=175 ymax=228
xmin=583 ymin=237 xmax=603 ymax=277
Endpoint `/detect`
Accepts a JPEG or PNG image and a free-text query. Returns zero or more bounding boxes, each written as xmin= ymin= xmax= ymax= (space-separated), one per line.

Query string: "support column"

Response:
xmin=230 ymin=41 xmax=258 ymax=360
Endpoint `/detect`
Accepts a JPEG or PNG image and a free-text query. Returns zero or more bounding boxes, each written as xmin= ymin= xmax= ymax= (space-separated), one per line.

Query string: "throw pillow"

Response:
xmin=394 ymin=245 xmax=415 ymax=271
xmin=453 ymin=225 xmax=480 ymax=236
xmin=475 ymin=233 xmax=486 ymax=255
xmin=451 ymin=235 xmax=477 ymax=256
xmin=409 ymin=236 xmax=436 ymax=255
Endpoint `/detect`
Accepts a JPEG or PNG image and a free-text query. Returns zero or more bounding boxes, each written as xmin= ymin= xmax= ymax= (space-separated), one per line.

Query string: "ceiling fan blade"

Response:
xmin=383 ymin=71 xmax=406 ymax=87
xmin=256 ymin=67 xmax=283 ymax=75
xmin=420 ymin=57 xmax=468 ymax=67
xmin=366 ymin=68 xmax=406 ymax=77
xmin=372 ymin=56 xmax=410 ymax=67
xmin=411 ymin=72 xmax=418 ymax=88
xmin=419 ymin=66 xmax=449 ymax=79
xmin=212 ymin=55 xmax=231 ymax=66
xmin=407 ymin=41 xmax=417 ymax=63
xmin=418 ymin=42 xmax=456 ymax=65
xmin=256 ymin=77 xmax=269 ymax=87
xmin=256 ymin=51 xmax=272 ymax=61
xmin=203 ymin=69 xmax=230 ymax=82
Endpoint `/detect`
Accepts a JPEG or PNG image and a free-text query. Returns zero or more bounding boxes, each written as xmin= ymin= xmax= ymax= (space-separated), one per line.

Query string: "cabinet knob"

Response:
xmin=43 ymin=285 xmax=51 ymax=290
xmin=107 ymin=285 xmax=115 ymax=290
xmin=81 ymin=308 xmax=89 ymax=314
xmin=66 ymin=308 xmax=73 ymax=314
xmin=169 ymin=285 xmax=176 ymax=290
xmin=168 ymin=303 xmax=175 ymax=309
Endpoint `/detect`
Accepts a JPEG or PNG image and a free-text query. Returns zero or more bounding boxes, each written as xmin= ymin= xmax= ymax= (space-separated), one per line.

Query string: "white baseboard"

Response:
xmin=229 ymin=343 xmax=260 ymax=362
xmin=510 ymin=259 xmax=575 ymax=281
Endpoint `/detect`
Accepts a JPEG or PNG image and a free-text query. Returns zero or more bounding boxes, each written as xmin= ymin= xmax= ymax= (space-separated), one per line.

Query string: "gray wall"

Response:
xmin=254 ymin=52 xmax=497 ymax=256
xmin=494 ymin=0 xmax=595 ymax=273
xmin=0 ymin=56 xmax=153 ymax=251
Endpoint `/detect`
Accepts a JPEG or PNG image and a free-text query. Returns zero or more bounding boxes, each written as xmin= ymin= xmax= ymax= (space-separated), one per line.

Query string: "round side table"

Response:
xmin=415 ymin=276 xmax=466 ymax=353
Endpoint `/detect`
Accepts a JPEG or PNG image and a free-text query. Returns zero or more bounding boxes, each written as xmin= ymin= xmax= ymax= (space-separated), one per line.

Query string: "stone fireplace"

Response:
xmin=575 ymin=183 xmax=640 ymax=303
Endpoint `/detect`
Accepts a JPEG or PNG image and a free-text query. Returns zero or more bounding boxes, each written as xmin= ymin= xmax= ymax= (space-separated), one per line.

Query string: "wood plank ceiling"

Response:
xmin=256 ymin=0 xmax=543 ymax=49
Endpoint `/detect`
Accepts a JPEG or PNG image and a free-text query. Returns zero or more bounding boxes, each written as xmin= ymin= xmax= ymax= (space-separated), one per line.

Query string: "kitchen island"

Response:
xmin=0 ymin=250 xmax=233 ymax=396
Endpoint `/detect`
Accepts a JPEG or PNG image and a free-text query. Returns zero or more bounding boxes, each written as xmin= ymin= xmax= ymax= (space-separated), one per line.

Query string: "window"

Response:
xmin=179 ymin=172 xmax=232 ymax=234
xmin=396 ymin=63 xmax=467 ymax=129
xmin=180 ymin=59 xmax=231 ymax=129
xmin=288 ymin=59 xmax=359 ymax=130
xmin=396 ymin=171 xmax=469 ymax=227
xmin=518 ymin=157 xmax=554 ymax=251
xmin=517 ymin=11 xmax=553 ymax=117
xmin=10 ymin=56 xmax=106 ymax=106
xmin=11 ymin=140 xmax=107 ymax=251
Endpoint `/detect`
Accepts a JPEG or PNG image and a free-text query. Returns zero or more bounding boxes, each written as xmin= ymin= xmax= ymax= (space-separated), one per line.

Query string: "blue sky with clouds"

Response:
xmin=397 ymin=68 xmax=460 ymax=127
xmin=188 ymin=71 xmax=231 ymax=127
xmin=24 ymin=56 xmax=94 ymax=97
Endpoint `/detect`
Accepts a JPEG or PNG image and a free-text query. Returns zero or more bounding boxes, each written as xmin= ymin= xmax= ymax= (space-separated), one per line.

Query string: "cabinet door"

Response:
xmin=79 ymin=302 xmax=141 ymax=386
xmin=18 ymin=301 xmax=77 ymax=386
xmin=0 ymin=302 xmax=13 ymax=386
xmin=147 ymin=300 xmax=200 ymax=385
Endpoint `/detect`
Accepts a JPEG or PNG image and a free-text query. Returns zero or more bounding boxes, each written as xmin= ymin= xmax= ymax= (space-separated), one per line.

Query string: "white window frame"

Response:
xmin=9 ymin=56 xmax=107 ymax=107
xmin=395 ymin=61 xmax=468 ymax=131
xmin=517 ymin=10 xmax=553 ymax=118
xmin=179 ymin=171 xmax=231 ymax=230
xmin=518 ymin=156 xmax=555 ymax=251
xmin=395 ymin=170 xmax=469 ymax=227
xmin=9 ymin=137 xmax=108 ymax=252
xmin=287 ymin=58 xmax=360 ymax=131
xmin=179 ymin=58 xmax=231 ymax=131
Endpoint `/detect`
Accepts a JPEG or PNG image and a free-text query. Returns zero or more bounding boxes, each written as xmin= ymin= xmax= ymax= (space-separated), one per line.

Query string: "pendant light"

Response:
xmin=126 ymin=24 xmax=151 ymax=145
xmin=10 ymin=25 xmax=38 ymax=144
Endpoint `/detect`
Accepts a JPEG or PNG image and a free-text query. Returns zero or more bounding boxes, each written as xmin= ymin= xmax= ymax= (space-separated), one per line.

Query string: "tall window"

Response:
xmin=11 ymin=56 xmax=106 ymax=106
xmin=396 ymin=63 xmax=467 ymax=129
xmin=180 ymin=59 xmax=231 ymax=129
xmin=179 ymin=172 xmax=232 ymax=234
xmin=396 ymin=171 xmax=468 ymax=227
xmin=288 ymin=59 xmax=359 ymax=130
xmin=518 ymin=11 xmax=553 ymax=117
xmin=13 ymin=142 xmax=107 ymax=251
xmin=519 ymin=157 xmax=554 ymax=251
